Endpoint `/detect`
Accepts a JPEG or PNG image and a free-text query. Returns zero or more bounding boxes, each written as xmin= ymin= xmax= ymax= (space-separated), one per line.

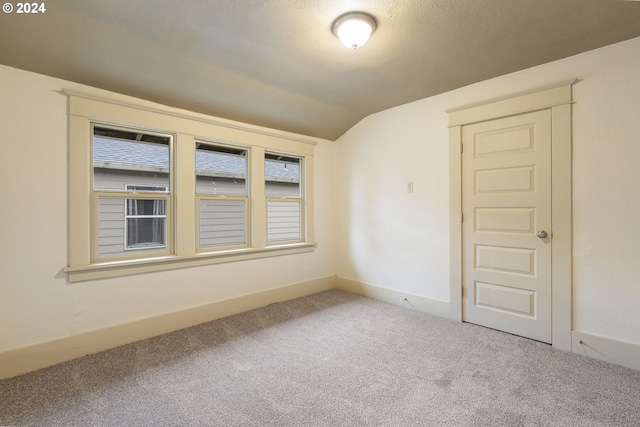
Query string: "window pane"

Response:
xmin=125 ymin=198 xmax=167 ymax=249
xmin=199 ymin=199 xmax=246 ymax=247
xmin=126 ymin=217 xmax=166 ymax=248
xmin=196 ymin=144 xmax=247 ymax=196
xmin=93 ymin=127 xmax=170 ymax=191
xmin=267 ymin=200 xmax=301 ymax=242
xmin=265 ymin=154 xmax=300 ymax=197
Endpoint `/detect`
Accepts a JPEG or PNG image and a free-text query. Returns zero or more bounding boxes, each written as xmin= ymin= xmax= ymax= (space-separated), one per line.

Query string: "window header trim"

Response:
xmin=64 ymin=89 xmax=323 ymax=146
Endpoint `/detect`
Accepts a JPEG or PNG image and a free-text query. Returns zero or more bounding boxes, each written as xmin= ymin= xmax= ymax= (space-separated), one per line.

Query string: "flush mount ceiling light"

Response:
xmin=332 ymin=12 xmax=377 ymax=49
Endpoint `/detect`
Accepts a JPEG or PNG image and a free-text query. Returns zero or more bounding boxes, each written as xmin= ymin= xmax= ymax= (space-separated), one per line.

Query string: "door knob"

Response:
xmin=536 ymin=230 xmax=548 ymax=239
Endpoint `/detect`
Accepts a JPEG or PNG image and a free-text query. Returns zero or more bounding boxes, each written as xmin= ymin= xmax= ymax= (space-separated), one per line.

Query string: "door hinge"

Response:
xmin=461 ymin=213 xmax=463 ymax=223
xmin=460 ymin=143 xmax=463 ymax=153
xmin=461 ymin=286 xmax=464 ymax=297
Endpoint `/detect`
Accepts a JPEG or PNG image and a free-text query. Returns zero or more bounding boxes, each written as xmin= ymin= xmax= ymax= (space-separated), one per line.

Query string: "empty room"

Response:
xmin=1 ymin=1 xmax=640 ymax=425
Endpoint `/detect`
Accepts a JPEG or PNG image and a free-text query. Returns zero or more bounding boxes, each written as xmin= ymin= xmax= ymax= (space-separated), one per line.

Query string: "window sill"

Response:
xmin=64 ymin=242 xmax=317 ymax=283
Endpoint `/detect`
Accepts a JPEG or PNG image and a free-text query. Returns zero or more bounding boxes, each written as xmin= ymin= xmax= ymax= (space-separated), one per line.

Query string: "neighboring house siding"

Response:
xmin=267 ymin=200 xmax=301 ymax=242
xmin=94 ymin=169 xmax=169 ymax=191
xmin=97 ymin=197 xmax=125 ymax=255
xmin=199 ymin=199 xmax=246 ymax=247
xmin=94 ymin=170 xmax=298 ymax=196
xmin=94 ymin=169 xmax=299 ymax=254
xmin=95 ymin=169 xmax=167 ymax=258
xmin=195 ymin=177 xmax=245 ymax=196
xmin=97 ymin=196 xmax=167 ymax=258
xmin=195 ymin=178 xmax=299 ymax=197
xmin=262 ymin=181 xmax=299 ymax=198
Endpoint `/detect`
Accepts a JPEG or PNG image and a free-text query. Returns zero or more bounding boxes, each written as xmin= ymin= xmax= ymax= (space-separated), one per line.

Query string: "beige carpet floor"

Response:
xmin=1 ymin=289 xmax=639 ymax=426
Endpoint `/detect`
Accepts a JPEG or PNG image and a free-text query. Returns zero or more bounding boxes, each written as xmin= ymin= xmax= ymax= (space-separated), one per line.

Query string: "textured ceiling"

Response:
xmin=1 ymin=1 xmax=640 ymax=140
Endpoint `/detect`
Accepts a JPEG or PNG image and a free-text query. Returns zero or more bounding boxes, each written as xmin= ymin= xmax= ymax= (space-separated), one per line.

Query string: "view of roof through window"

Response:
xmin=93 ymin=132 xmax=300 ymax=183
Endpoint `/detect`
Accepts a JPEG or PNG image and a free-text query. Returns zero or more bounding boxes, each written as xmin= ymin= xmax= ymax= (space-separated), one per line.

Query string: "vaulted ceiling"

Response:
xmin=1 ymin=1 xmax=640 ymax=140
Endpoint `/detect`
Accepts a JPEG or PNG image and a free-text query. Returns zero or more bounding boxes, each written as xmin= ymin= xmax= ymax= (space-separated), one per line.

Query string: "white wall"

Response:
xmin=334 ymin=99 xmax=451 ymax=302
xmin=335 ymin=36 xmax=640 ymax=346
xmin=2 ymin=36 xmax=639 ymax=359
xmin=0 ymin=65 xmax=336 ymax=353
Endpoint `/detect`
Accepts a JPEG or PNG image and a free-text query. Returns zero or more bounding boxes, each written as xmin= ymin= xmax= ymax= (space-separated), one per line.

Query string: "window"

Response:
xmin=124 ymin=185 xmax=168 ymax=250
xmin=67 ymin=93 xmax=316 ymax=281
xmin=195 ymin=143 xmax=249 ymax=249
xmin=265 ymin=153 xmax=303 ymax=243
xmin=92 ymin=126 xmax=172 ymax=261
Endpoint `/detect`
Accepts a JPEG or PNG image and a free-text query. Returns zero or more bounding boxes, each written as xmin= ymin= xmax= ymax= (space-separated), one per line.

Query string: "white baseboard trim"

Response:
xmin=9 ymin=277 xmax=636 ymax=380
xmin=0 ymin=275 xmax=336 ymax=380
xmin=571 ymin=331 xmax=640 ymax=372
xmin=336 ymin=276 xmax=450 ymax=319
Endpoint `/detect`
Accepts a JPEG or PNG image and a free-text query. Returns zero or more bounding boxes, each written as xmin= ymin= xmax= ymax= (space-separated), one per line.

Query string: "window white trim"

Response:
xmin=66 ymin=92 xmax=316 ymax=282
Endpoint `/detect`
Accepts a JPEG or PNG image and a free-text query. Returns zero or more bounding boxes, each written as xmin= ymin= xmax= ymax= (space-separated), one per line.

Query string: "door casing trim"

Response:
xmin=448 ymin=83 xmax=573 ymax=351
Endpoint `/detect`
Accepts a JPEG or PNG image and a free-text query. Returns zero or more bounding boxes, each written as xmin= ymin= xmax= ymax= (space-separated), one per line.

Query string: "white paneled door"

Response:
xmin=462 ymin=110 xmax=552 ymax=343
